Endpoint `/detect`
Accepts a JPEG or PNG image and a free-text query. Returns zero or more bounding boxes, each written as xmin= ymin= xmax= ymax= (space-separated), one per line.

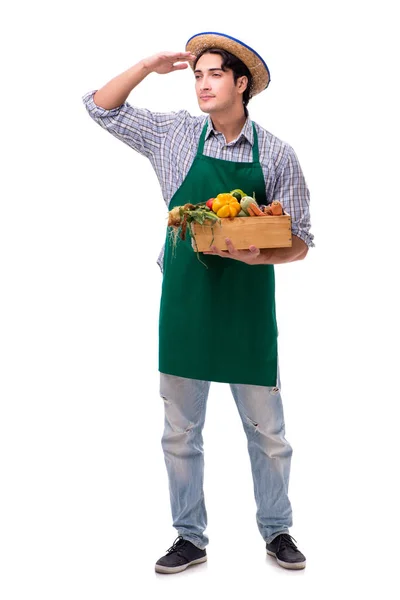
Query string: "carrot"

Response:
xmin=249 ymin=202 xmax=267 ymax=216
xmin=270 ymin=201 xmax=283 ymax=216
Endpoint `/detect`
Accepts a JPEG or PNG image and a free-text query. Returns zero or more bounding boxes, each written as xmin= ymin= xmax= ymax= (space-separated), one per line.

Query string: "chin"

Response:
xmin=198 ymin=102 xmax=217 ymax=115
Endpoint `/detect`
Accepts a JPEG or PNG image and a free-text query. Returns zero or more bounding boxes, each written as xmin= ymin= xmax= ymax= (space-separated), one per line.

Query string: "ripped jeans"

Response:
xmin=159 ymin=369 xmax=293 ymax=550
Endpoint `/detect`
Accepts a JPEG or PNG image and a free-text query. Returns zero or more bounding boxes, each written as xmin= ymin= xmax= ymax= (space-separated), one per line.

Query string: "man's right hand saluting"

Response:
xmin=92 ymin=51 xmax=197 ymax=110
xmin=142 ymin=51 xmax=197 ymax=75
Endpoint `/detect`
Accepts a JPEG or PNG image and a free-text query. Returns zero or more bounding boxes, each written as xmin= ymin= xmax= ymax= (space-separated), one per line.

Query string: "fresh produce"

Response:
xmin=230 ymin=189 xmax=246 ymax=201
xmin=167 ymin=201 xmax=221 ymax=267
xmin=168 ymin=202 xmax=219 ymax=242
xmin=168 ymin=206 xmax=182 ymax=227
xmin=216 ymin=203 xmax=241 ymax=218
xmin=240 ymin=194 xmax=259 ymax=215
xmin=240 ymin=196 xmax=284 ymax=217
xmin=169 ymin=195 xmax=284 ymax=231
xmin=212 ymin=194 xmax=241 ymax=218
xmin=206 ymin=198 xmax=214 ymax=209
xmin=268 ymin=200 xmax=283 ymax=215
xmin=168 ymin=194 xmax=284 ymax=230
xmin=167 ymin=194 xmax=286 ymax=267
xmin=247 ymin=203 xmax=265 ymax=216
xmin=259 ymin=201 xmax=283 ymax=216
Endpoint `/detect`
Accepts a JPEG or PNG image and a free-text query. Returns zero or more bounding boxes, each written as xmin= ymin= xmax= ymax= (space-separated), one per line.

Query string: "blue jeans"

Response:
xmin=159 ymin=368 xmax=293 ymax=550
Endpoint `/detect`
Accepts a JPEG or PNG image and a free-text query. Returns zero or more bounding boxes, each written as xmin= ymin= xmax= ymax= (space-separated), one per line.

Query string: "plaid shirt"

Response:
xmin=82 ymin=90 xmax=315 ymax=271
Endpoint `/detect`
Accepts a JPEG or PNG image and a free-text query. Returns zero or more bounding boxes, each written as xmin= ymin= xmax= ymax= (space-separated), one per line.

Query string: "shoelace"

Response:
xmin=276 ymin=534 xmax=299 ymax=552
xmin=166 ymin=535 xmax=187 ymax=555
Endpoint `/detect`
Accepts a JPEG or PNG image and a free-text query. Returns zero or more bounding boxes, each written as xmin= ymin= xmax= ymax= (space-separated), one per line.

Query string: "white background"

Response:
xmin=1 ymin=0 xmax=399 ymax=598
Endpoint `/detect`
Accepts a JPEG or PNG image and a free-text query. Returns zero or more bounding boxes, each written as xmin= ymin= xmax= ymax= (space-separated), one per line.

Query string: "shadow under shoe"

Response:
xmin=155 ymin=535 xmax=207 ymax=574
xmin=266 ymin=533 xmax=306 ymax=570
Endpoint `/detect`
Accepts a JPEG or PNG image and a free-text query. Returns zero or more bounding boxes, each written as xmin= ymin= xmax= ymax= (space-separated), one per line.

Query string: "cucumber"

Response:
xmin=231 ymin=191 xmax=242 ymax=202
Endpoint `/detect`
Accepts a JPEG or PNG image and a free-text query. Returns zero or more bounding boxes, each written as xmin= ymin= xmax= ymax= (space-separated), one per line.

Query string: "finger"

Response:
xmin=225 ymin=238 xmax=237 ymax=254
xmin=177 ymin=52 xmax=197 ymax=57
xmin=169 ymin=52 xmax=197 ymax=61
xmin=203 ymin=246 xmax=233 ymax=259
xmin=209 ymin=245 xmax=228 ymax=258
xmin=249 ymin=245 xmax=260 ymax=256
xmin=172 ymin=63 xmax=189 ymax=70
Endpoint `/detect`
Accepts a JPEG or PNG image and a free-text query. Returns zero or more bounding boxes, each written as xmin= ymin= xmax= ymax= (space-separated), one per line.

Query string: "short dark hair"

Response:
xmin=194 ymin=48 xmax=253 ymax=117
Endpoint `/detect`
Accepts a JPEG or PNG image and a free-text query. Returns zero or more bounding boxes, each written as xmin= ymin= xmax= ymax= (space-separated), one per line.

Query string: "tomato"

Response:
xmin=206 ymin=198 xmax=214 ymax=210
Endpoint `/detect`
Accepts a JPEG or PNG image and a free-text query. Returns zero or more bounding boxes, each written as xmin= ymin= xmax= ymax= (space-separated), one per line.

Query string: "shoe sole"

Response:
xmin=267 ymin=550 xmax=306 ymax=570
xmin=155 ymin=555 xmax=207 ymax=574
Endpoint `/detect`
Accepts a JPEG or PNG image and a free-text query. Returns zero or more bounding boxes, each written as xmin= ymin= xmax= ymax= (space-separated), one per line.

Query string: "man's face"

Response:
xmin=194 ymin=52 xmax=246 ymax=115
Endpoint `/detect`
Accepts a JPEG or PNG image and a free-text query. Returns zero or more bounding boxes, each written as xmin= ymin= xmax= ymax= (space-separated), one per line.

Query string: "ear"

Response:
xmin=237 ymin=75 xmax=248 ymax=94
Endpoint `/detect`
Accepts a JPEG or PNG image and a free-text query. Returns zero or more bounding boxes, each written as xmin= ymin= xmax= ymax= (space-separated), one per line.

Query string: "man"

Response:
xmin=83 ymin=32 xmax=314 ymax=574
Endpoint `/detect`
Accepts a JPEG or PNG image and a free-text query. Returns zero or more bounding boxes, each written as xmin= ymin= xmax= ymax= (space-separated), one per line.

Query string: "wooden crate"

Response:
xmin=190 ymin=214 xmax=292 ymax=251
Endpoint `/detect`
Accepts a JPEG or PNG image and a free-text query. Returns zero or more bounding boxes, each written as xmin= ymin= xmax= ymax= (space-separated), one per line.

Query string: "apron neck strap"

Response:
xmin=197 ymin=120 xmax=260 ymax=162
xmin=197 ymin=122 xmax=208 ymax=156
xmin=252 ymin=122 xmax=259 ymax=162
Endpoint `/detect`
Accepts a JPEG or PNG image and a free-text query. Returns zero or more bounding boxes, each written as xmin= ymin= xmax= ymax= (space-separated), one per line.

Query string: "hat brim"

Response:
xmin=185 ymin=32 xmax=270 ymax=96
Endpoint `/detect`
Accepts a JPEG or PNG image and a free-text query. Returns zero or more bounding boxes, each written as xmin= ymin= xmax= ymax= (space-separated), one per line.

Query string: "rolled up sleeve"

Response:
xmin=273 ymin=145 xmax=315 ymax=248
xmin=82 ymin=90 xmax=182 ymax=160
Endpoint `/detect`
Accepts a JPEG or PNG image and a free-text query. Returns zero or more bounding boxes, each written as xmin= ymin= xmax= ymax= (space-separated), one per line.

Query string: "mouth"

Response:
xmin=200 ymin=96 xmax=215 ymax=100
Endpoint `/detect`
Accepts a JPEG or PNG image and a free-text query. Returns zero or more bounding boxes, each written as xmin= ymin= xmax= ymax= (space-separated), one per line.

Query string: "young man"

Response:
xmin=83 ymin=32 xmax=314 ymax=574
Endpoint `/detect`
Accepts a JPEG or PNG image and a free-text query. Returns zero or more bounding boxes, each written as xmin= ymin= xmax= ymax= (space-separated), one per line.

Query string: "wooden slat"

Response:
xmin=190 ymin=214 xmax=292 ymax=251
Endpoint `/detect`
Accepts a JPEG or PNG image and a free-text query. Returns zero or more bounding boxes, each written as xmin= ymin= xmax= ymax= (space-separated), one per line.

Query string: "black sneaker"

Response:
xmin=266 ymin=533 xmax=306 ymax=570
xmin=155 ymin=535 xmax=207 ymax=574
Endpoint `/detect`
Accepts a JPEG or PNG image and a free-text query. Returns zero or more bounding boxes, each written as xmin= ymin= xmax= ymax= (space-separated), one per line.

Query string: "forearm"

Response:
xmin=260 ymin=234 xmax=308 ymax=264
xmin=93 ymin=60 xmax=151 ymax=110
xmin=91 ymin=51 xmax=195 ymax=110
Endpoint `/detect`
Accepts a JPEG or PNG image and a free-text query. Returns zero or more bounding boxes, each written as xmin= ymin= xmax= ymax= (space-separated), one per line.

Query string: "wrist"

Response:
xmin=140 ymin=57 xmax=154 ymax=76
xmin=260 ymin=248 xmax=273 ymax=264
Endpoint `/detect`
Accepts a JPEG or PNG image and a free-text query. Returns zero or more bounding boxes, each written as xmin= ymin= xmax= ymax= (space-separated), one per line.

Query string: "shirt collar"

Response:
xmin=205 ymin=115 xmax=254 ymax=146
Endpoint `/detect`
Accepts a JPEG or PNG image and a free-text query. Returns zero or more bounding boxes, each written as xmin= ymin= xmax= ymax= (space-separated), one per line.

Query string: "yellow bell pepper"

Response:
xmin=212 ymin=193 xmax=241 ymax=218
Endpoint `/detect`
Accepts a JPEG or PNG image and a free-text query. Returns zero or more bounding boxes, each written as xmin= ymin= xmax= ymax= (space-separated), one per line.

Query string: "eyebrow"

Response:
xmin=194 ymin=67 xmax=224 ymax=74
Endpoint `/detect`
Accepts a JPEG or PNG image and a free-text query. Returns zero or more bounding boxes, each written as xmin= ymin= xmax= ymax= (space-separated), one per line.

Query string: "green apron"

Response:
xmin=159 ymin=121 xmax=278 ymax=386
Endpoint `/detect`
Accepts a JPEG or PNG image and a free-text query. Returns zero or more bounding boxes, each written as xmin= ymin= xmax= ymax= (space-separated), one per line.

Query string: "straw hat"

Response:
xmin=185 ymin=32 xmax=270 ymax=96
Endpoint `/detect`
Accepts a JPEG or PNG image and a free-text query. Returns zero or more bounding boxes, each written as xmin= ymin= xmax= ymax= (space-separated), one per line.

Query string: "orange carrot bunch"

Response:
xmin=247 ymin=200 xmax=284 ymax=216
xmin=247 ymin=203 xmax=265 ymax=216
xmin=261 ymin=201 xmax=283 ymax=216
